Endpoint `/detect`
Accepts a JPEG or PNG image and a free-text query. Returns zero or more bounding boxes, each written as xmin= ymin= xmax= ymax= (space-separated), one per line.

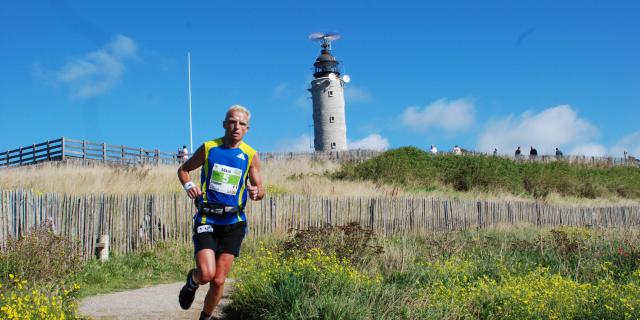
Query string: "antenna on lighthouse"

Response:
xmin=308 ymin=32 xmax=341 ymax=51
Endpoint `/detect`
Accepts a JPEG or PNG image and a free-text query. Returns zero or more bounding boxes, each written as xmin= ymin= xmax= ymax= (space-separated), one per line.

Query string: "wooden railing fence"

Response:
xmin=0 ymin=137 xmax=382 ymax=168
xmin=0 ymin=137 xmax=180 ymax=168
xmin=2 ymin=189 xmax=639 ymax=260
xmin=2 ymin=137 xmax=638 ymax=169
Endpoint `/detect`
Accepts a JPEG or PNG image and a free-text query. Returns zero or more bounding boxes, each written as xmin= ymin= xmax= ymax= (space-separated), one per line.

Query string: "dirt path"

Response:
xmin=78 ymin=279 xmax=235 ymax=320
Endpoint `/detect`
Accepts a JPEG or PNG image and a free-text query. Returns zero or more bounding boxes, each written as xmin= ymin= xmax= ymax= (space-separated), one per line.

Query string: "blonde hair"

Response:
xmin=226 ymin=104 xmax=251 ymax=121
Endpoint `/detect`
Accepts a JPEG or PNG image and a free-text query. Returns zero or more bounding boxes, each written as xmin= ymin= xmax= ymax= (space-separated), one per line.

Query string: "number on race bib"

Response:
xmin=209 ymin=163 xmax=242 ymax=195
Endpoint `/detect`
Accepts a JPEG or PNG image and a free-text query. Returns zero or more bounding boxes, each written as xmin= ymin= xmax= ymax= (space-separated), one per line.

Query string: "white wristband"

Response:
xmin=183 ymin=181 xmax=196 ymax=191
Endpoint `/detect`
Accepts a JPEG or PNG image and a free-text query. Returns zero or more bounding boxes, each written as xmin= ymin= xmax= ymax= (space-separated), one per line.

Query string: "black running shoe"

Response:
xmin=179 ymin=269 xmax=198 ymax=310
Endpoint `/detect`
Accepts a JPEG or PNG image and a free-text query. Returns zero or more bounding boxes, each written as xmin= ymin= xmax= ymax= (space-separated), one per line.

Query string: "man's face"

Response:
xmin=223 ymin=111 xmax=249 ymax=142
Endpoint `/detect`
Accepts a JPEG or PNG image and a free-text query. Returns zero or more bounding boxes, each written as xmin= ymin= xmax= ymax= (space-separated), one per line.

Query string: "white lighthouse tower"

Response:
xmin=308 ymin=32 xmax=350 ymax=151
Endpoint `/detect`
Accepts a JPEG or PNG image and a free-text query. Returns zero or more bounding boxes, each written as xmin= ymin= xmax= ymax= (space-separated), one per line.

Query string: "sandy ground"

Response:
xmin=78 ymin=279 xmax=236 ymax=320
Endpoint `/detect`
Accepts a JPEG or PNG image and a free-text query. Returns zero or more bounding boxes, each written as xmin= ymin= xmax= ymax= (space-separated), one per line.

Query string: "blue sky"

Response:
xmin=1 ymin=1 xmax=639 ymax=157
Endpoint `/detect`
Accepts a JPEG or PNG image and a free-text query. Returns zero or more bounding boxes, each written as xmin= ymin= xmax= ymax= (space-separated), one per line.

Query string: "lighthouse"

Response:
xmin=308 ymin=32 xmax=350 ymax=151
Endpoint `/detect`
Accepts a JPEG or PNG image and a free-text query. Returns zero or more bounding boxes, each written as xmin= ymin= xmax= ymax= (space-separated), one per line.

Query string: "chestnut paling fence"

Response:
xmin=1 ymin=189 xmax=639 ymax=260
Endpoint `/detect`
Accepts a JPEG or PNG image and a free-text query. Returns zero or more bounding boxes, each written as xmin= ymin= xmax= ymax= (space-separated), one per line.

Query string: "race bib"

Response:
xmin=197 ymin=225 xmax=214 ymax=233
xmin=209 ymin=163 xmax=242 ymax=195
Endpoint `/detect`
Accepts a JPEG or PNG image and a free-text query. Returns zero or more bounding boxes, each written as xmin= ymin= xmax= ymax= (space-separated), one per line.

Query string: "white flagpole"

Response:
xmin=188 ymin=52 xmax=193 ymax=153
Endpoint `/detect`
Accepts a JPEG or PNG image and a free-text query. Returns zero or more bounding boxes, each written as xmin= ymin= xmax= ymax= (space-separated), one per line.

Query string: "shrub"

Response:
xmin=281 ymin=222 xmax=383 ymax=267
xmin=0 ymin=224 xmax=82 ymax=285
xmin=231 ymin=246 xmax=380 ymax=319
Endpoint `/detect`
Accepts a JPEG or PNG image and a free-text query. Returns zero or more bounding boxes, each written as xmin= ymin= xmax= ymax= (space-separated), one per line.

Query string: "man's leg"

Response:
xmin=202 ymin=253 xmax=235 ymax=315
xmin=194 ymin=249 xmax=217 ymax=284
xmin=179 ymin=248 xmax=216 ymax=310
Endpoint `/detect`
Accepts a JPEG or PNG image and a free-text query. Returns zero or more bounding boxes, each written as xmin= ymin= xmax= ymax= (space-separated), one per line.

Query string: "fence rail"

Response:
xmin=2 ymin=137 xmax=638 ymax=169
xmin=0 ymin=137 xmax=385 ymax=169
xmin=1 ymin=189 xmax=639 ymax=260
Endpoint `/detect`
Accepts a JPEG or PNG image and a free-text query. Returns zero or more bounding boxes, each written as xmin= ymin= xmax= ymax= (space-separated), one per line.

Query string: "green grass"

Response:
xmin=331 ymin=147 xmax=640 ymax=200
xmin=75 ymin=235 xmax=287 ymax=298
xmin=75 ymin=241 xmax=193 ymax=298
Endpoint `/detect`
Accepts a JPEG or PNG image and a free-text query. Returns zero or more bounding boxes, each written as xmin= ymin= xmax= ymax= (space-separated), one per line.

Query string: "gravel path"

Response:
xmin=78 ymin=279 xmax=236 ymax=320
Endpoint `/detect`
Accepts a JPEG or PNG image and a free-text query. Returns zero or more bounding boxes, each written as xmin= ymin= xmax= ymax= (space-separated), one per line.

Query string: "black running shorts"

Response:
xmin=192 ymin=221 xmax=247 ymax=257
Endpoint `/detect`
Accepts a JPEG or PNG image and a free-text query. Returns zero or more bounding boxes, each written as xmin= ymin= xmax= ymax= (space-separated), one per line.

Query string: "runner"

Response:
xmin=177 ymin=105 xmax=265 ymax=320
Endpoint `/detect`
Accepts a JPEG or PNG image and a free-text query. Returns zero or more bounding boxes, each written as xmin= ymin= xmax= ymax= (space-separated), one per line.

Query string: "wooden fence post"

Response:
xmin=19 ymin=147 xmax=22 ymax=165
xmin=32 ymin=144 xmax=36 ymax=164
xmin=102 ymin=143 xmax=106 ymax=162
xmin=46 ymin=140 xmax=50 ymax=160
xmin=82 ymin=140 xmax=86 ymax=160
xmin=96 ymin=234 xmax=109 ymax=261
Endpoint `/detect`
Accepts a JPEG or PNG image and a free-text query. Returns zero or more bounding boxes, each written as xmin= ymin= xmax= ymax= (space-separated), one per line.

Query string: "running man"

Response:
xmin=177 ymin=105 xmax=265 ymax=320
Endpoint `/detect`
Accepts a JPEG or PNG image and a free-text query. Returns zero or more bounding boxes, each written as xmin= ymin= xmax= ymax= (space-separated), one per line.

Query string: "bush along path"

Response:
xmin=78 ymin=279 xmax=236 ymax=320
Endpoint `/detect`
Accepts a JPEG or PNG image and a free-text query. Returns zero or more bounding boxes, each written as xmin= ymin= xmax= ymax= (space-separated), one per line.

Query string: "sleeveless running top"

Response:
xmin=195 ymin=138 xmax=256 ymax=225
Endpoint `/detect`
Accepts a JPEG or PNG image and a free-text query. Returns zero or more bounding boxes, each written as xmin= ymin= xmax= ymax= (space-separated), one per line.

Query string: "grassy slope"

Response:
xmin=332 ymin=147 xmax=640 ymax=201
xmin=1 ymin=150 xmax=639 ymax=204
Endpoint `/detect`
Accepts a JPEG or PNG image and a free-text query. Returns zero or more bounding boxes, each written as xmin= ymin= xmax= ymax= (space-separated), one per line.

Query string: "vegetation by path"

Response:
xmin=231 ymin=224 xmax=640 ymax=319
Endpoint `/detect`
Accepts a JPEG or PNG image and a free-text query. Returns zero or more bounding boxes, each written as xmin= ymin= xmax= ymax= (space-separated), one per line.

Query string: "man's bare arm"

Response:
xmin=177 ymin=145 xmax=205 ymax=199
xmin=247 ymin=153 xmax=265 ymax=201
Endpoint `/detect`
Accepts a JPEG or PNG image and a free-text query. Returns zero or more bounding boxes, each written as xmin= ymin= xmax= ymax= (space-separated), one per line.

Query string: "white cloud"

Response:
xmin=56 ymin=34 xmax=137 ymax=98
xmin=568 ymin=143 xmax=608 ymax=157
xmin=349 ymin=134 xmax=389 ymax=151
xmin=610 ymin=131 xmax=640 ymax=157
xmin=345 ymin=85 xmax=372 ymax=103
xmin=400 ymin=98 xmax=475 ymax=132
xmin=272 ymin=82 xmax=289 ymax=98
xmin=275 ymin=134 xmax=313 ymax=152
xmin=476 ymin=105 xmax=598 ymax=155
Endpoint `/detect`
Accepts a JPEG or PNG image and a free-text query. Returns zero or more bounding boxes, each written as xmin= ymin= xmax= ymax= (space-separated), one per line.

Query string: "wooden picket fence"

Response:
xmin=1 ymin=189 xmax=639 ymax=260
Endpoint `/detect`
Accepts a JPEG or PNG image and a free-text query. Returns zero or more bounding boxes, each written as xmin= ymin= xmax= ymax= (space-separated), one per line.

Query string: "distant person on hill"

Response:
xmin=182 ymin=145 xmax=189 ymax=161
xmin=429 ymin=144 xmax=438 ymax=155
xmin=452 ymin=145 xmax=462 ymax=155
xmin=555 ymin=147 xmax=563 ymax=158
xmin=529 ymin=146 xmax=538 ymax=158
xmin=177 ymin=105 xmax=265 ymax=320
xmin=515 ymin=146 xmax=521 ymax=158
xmin=177 ymin=147 xmax=183 ymax=161
xmin=493 ymin=148 xmax=498 ymax=156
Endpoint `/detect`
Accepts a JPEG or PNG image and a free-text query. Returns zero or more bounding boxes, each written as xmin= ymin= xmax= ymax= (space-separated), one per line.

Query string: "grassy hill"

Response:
xmin=331 ymin=147 xmax=640 ymax=200
xmin=2 ymin=150 xmax=639 ymax=204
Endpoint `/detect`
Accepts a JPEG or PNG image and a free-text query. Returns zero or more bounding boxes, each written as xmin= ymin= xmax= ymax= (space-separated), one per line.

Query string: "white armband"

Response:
xmin=183 ymin=181 xmax=196 ymax=191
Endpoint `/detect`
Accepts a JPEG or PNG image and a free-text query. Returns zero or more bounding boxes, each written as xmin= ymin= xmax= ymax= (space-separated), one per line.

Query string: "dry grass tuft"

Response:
xmin=0 ymin=161 xmax=182 ymax=194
